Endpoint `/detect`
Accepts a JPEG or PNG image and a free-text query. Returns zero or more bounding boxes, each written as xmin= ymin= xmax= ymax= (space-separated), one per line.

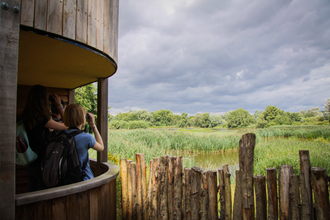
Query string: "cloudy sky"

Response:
xmin=108 ymin=0 xmax=330 ymax=116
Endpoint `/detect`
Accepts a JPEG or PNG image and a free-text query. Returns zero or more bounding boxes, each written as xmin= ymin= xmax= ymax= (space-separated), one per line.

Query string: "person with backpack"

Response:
xmin=17 ymin=85 xmax=68 ymax=192
xmin=62 ymin=104 xmax=104 ymax=181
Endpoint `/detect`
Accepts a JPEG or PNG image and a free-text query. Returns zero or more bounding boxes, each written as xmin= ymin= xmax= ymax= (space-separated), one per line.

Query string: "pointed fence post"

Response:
xmin=299 ymin=150 xmax=313 ymax=220
xmin=311 ymin=167 xmax=329 ymax=220
xmin=239 ymin=133 xmax=256 ymax=220
xmin=279 ymin=165 xmax=293 ymax=220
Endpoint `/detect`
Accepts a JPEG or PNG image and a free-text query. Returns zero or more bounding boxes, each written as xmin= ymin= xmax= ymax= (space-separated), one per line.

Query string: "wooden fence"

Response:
xmin=120 ymin=133 xmax=330 ymax=220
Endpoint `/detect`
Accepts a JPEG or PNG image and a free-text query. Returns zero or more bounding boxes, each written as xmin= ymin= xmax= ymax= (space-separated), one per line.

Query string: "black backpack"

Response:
xmin=41 ymin=130 xmax=88 ymax=188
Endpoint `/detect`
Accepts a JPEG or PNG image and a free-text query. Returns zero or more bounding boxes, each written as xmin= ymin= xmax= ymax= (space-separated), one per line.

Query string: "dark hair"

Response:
xmin=17 ymin=85 xmax=51 ymax=129
xmin=51 ymin=99 xmax=65 ymax=115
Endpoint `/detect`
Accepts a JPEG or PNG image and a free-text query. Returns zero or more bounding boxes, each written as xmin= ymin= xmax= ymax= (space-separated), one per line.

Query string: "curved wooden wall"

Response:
xmin=15 ymin=160 xmax=119 ymax=220
xmin=20 ymin=0 xmax=118 ymax=63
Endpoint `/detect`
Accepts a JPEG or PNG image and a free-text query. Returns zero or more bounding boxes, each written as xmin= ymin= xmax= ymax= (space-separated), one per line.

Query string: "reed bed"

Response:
xmin=254 ymin=137 xmax=330 ymax=176
xmin=256 ymin=125 xmax=330 ymax=139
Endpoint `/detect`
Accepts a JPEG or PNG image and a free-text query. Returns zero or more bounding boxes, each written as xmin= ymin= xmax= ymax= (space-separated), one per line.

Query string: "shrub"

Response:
xmin=127 ymin=121 xmax=149 ymax=129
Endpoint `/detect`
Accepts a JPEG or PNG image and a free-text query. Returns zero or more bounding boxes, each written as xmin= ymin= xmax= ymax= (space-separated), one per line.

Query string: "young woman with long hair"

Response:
xmin=17 ymin=85 xmax=68 ymax=191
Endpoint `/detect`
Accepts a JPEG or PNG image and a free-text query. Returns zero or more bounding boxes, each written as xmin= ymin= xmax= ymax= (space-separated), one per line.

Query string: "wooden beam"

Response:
xmin=0 ymin=0 xmax=20 ymax=218
xmin=97 ymin=78 xmax=108 ymax=163
xmin=68 ymin=89 xmax=75 ymax=104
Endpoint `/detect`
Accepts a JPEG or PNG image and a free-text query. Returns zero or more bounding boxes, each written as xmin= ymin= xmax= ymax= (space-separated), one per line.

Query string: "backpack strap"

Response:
xmin=68 ymin=130 xmax=82 ymax=137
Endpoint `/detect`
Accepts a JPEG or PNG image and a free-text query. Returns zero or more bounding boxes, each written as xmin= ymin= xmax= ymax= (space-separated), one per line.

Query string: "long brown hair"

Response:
xmin=17 ymin=85 xmax=51 ymax=129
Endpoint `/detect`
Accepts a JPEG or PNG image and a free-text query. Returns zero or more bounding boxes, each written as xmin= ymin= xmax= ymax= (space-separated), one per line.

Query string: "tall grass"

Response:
xmin=108 ymin=129 xmax=242 ymax=166
xmin=256 ymin=126 xmax=330 ymax=139
xmin=254 ymin=137 xmax=330 ymax=176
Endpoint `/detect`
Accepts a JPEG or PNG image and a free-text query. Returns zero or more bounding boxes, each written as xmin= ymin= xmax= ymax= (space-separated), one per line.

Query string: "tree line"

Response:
xmin=74 ymin=84 xmax=330 ymax=129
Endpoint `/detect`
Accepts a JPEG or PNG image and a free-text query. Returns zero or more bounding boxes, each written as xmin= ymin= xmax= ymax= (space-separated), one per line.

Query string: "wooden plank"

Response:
xmin=200 ymin=171 xmax=209 ymax=220
xmin=168 ymin=156 xmax=176 ymax=220
xmin=208 ymin=171 xmax=218 ymax=220
xmin=47 ymin=0 xmax=63 ymax=35
xmin=233 ymin=170 xmax=242 ymax=220
xmin=96 ymin=0 xmax=104 ymax=50
xmin=35 ymin=200 xmax=52 ymax=219
xmin=76 ymin=0 xmax=88 ymax=43
xmin=151 ymin=158 xmax=160 ymax=220
xmin=90 ymin=188 xmax=100 ymax=220
xmin=66 ymin=194 xmax=79 ymax=220
xmin=103 ymin=0 xmax=111 ymax=55
xmin=15 ymin=204 xmax=35 ymax=220
xmin=98 ymin=184 xmax=107 ymax=220
xmin=52 ymin=197 xmax=67 ymax=220
xmin=109 ymin=180 xmax=117 ymax=220
xmin=87 ymin=0 xmax=97 ymax=48
xmin=68 ymin=89 xmax=75 ymax=104
xmin=136 ymin=153 xmax=147 ymax=220
xmin=78 ymin=191 xmax=90 ymax=219
xmin=63 ymin=0 xmax=77 ymax=39
xmin=289 ymin=175 xmax=300 ymax=220
xmin=109 ymin=0 xmax=119 ymax=62
xmin=21 ymin=0 xmax=35 ymax=27
xmin=34 ymin=0 xmax=48 ymax=30
xmin=158 ymin=167 xmax=167 ymax=220
xmin=97 ymin=79 xmax=108 ymax=162
xmin=183 ymin=168 xmax=191 ymax=220
xmin=0 ymin=0 xmax=20 ymax=218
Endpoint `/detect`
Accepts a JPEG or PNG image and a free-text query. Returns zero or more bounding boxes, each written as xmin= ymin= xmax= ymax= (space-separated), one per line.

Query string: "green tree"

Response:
xmin=153 ymin=110 xmax=173 ymax=126
xmin=210 ymin=114 xmax=224 ymax=127
xmin=178 ymin=112 xmax=188 ymax=128
xmin=262 ymin=106 xmax=281 ymax=122
xmin=75 ymin=83 xmax=97 ymax=114
xmin=324 ymin=98 xmax=330 ymax=120
xmin=227 ymin=108 xmax=253 ymax=128
xmin=201 ymin=113 xmax=211 ymax=128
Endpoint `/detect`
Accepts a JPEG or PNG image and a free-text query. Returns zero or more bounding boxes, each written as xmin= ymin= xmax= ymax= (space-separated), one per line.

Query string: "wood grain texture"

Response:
xmin=311 ymin=167 xmax=329 ymax=220
xmin=289 ymin=175 xmax=300 ymax=220
xmin=239 ymin=133 xmax=255 ymax=220
xmin=47 ymin=0 xmax=63 ymax=35
xmin=97 ymin=78 xmax=109 ymax=162
xmin=96 ymin=0 xmax=104 ymax=50
xmin=233 ymin=170 xmax=242 ymax=220
xmin=200 ymin=172 xmax=209 ymax=220
xmin=267 ymin=168 xmax=278 ymax=220
xmin=21 ymin=0 xmax=35 ymax=26
xmin=88 ymin=0 xmax=97 ymax=47
xmin=168 ymin=156 xmax=176 ymax=220
xmin=109 ymin=0 xmax=119 ymax=62
xmin=278 ymin=165 xmax=293 ymax=220
xmin=173 ymin=156 xmax=183 ymax=220
xmin=76 ymin=0 xmax=88 ymax=43
xmin=183 ymin=168 xmax=191 ymax=220
xmin=208 ymin=171 xmax=218 ymax=220
xmin=63 ymin=0 xmax=77 ymax=39
xmin=159 ymin=167 xmax=168 ymax=220
xmin=299 ymin=150 xmax=313 ymax=220
xmin=89 ymin=188 xmax=100 ymax=220
xmin=254 ymin=175 xmax=266 ymax=220
xmin=0 ymin=0 xmax=20 ymax=218
xmin=121 ymin=159 xmax=128 ymax=220
xmin=52 ymin=197 xmax=67 ymax=220
xmin=224 ymin=172 xmax=232 ymax=220
xmin=103 ymin=0 xmax=111 ymax=55
xmin=34 ymin=0 xmax=48 ymax=30
xmin=190 ymin=167 xmax=202 ymax=220
xmin=218 ymin=169 xmax=225 ymax=220
xmin=151 ymin=158 xmax=160 ymax=220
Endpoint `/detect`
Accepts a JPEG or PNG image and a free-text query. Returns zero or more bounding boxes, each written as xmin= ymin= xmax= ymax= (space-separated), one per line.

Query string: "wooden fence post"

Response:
xmin=233 ymin=170 xmax=242 ymax=220
xmin=311 ymin=167 xmax=329 ymax=220
xmin=289 ymin=175 xmax=300 ymax=220
xmin=131 ymin=162 xmax=138 ymax=220
xmin=279 ymin=165 xmax=293 ymax=220
xmin=254 ymin=175 xmax=266 ymax=220
xmin=159 ymin=166 xmax=168 ymax=220
xmin=127 ymin=160 xmax=133 ymax=220
xmin=121 ymin=158 xmax=128 ymax=220
xmin=218 ymin=169 xmax=225 ymax=220
xmin=147 ymin=160 xmax=154 ymax=219
xmin=183 ymin=168 xmax=192 ymax=220
xmin=168 ymin=156 xmax=176 ymax=220
xmin=151 ymin=158 xmax=160 ymax=219
xmin=225 ymin=172 xmax=232 ymax=220
xmin=136 ymin=153 xmax=146 ymax=220
xmin=173 ymin=156 xmax=183 ymax=220
xmin=239 ymin=133 xmax=256 ymax=220
xmin=208 ymin=170 xmax=218 ymax=220
xmin=201 ymin=171 xmax=209 ymax=220
xmin=191 ymin=167 xmax=203 ymax=220
xmin=267 ymin=168 xmax=278 ymax=220
xmin=299 ymin=150 xmax=313 ymax=220
xmin=161 ymin=155 xmax=169 ymax=219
